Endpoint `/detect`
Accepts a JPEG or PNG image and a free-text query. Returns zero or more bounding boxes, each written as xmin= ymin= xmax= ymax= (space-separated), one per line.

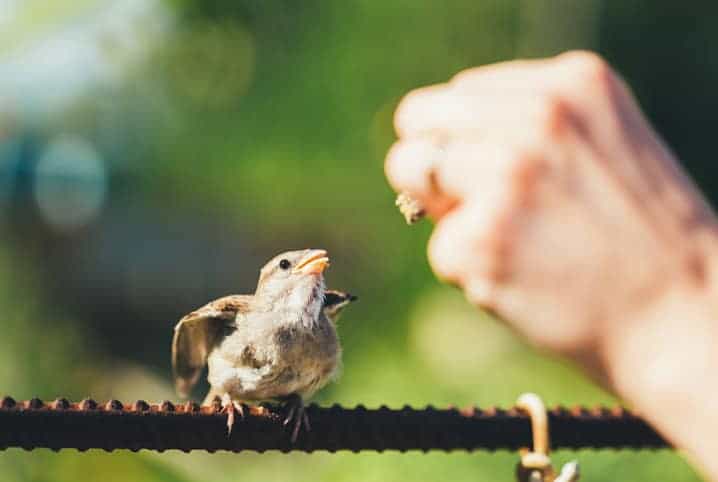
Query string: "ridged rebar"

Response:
xmin=0 ymin=397 xmax=667 ymax=453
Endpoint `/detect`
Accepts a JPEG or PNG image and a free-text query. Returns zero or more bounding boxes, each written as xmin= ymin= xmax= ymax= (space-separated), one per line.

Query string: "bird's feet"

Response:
xmin=220 ymin=393 xmax=244 ymax=435
xmin=282 ymin=394 xmax=310 ymax=443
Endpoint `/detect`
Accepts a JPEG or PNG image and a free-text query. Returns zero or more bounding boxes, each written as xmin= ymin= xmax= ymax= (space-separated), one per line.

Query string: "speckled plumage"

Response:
xmin=202 ymin=287 xmax=341 ymax=403
xmin=171 ymin=249 xmax=355 ymax=414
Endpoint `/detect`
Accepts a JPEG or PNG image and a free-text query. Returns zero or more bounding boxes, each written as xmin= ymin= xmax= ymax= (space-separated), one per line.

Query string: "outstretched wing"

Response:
xmin=171 ymin=295 xmax=251 ymax=398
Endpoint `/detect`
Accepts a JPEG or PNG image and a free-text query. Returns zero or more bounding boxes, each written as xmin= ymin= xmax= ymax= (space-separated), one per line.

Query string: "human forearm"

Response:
xmin=601 ymin=245 xmax=718 ymax=480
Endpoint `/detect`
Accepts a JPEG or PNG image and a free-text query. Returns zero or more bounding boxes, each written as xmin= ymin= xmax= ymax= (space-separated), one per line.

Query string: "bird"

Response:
xmin=171 ymin=249 xmax=356 ymax=441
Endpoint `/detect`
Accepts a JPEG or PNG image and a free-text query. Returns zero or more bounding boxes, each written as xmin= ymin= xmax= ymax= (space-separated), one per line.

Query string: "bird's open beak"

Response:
xmin=293 ymin=249 xmax=330 ymax=275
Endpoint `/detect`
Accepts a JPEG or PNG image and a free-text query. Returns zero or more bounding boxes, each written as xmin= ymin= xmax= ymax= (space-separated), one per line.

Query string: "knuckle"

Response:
xmin=535 ymin=95 xmax=571 ymax=139
xmin=507 ymin=143 xmax=542 ymax=178
xmin=384 ymin=138 xmax=443 ymax=193
xmin=505 ymin=146 xmax=550 ymax=211
xmin=558 ymin=50 xmax=608 ymax=75
xmin=393 ymin=85 xmax=447 ymax=136
xmin=557 ymin=50 xmax=614 ymax=94
xmin=428 ymin=200 xmax=514 ymax=288
xmin=385 ymin=139 xmax=411 ymax=168
xmin=464 ymin=276 xmax=499 ymax=309
xmin=393 ymin=89 xmax=423 ymax=135
xmin=449 ymin=67 xmax=481 ymax=87
xmin=480 ymin=228 xmax=514 ymax=285
xmin=384 ymin=142 xmax=407 ymax=186
xmin=427 ymin=225 xmax=464 ymax=284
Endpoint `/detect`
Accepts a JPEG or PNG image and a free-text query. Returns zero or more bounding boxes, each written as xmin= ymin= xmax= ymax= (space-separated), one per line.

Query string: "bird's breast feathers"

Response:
xmin=208 ymin=312 xmax=339 ymax=400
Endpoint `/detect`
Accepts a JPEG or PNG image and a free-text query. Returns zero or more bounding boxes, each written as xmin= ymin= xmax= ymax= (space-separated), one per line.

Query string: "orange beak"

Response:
xmin=293 ymin=249 xmax=330 ymax=275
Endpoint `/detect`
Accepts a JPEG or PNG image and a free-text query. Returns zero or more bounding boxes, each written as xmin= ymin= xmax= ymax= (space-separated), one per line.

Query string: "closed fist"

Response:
xmin=386 ymin=51 xmax=717 ymax=359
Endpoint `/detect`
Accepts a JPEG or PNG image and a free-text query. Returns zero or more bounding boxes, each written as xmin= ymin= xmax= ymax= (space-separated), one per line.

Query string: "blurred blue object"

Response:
xmin=34 ymin=135 xmax=107 ymax=232
xmin=0 ymin=134 xmax=21 ymax=216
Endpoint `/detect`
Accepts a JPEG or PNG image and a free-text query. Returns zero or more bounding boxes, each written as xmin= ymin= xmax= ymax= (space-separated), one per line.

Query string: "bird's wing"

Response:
xmin=171 ymin=295 xmax=251 ymax=398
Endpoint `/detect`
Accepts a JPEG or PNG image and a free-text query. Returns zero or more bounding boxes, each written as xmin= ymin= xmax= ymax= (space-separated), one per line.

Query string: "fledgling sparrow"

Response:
xmin=171 ymin=249 xmax=356 ymax=441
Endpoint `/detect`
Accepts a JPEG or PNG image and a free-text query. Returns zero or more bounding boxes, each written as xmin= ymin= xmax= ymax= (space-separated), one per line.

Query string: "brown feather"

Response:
xmin=171 ymin=295 xmax=252 ymax=398
xmin=172 ymin=288 xmax=356 ymax=399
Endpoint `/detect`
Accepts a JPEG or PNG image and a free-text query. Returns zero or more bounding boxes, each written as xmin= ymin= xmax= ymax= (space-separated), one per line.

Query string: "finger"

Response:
xmin=386 ymin=137 xmax=520 ymax=208
xmin=395 ymin=51 xmax=616 ymax=138
xmin=392 ymin=83 xmax=452 ymax=138
xmin=384 ymin=138 xmax=458 ymax=218
xmin=394 ymin=87 xmax=552 ymax=139
xmin=450 ymin=51 xmax=608 ymax=97
xmin=437 ymin=139 xmax=518 ymax=199
xmin=449 ymin=57 xmax=557 ymax=93
xmin=427 ymin=204 xmax=476 ymax=284
xmin=427 ymin=190 xmax=511 ymax=286
xmin=385 ymin=138 xmax=444 ymax=195
xmin=394 ymin=59 xmax=557 ymax=140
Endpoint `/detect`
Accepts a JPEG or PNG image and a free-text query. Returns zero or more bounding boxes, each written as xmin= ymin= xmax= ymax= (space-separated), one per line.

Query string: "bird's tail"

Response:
xmin=322 ymin=290 xmax=358 ymax=323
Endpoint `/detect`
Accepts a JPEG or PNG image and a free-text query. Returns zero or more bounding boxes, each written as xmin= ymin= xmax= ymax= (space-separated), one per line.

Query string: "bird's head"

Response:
xmin=255 ymin=249 xmax=329 ymax=315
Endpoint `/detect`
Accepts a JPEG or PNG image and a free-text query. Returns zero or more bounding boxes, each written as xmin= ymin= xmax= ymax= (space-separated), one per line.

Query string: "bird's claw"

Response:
xmin=282 ymin=395 xmax=310 ymax=443
xmin=220 ymin=394 xmax=244 ymax=435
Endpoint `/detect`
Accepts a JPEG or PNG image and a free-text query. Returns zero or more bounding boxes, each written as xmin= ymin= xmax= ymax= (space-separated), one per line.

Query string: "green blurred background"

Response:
xmin=0 ymin=0 xmax=713 ymax=480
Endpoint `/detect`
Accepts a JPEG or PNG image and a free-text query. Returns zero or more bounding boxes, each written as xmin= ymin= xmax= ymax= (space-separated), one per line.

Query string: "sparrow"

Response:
xmin=171 ymin=249 xmax=356 ymax=441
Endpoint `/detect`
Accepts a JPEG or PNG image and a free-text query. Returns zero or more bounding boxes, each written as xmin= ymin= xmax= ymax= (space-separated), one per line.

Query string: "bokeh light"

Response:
xmin=33 ymin=135 xmax=106 ymax=232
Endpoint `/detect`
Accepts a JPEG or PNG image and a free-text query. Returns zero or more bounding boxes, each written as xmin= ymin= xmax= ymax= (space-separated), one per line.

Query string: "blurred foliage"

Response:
xmin=0 ymin=0 xmax=713 ymax=480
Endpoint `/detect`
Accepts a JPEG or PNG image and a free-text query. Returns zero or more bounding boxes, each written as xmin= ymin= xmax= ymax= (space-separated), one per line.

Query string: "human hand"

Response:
xmin=385 ymin=51 xmax=718 ymax=363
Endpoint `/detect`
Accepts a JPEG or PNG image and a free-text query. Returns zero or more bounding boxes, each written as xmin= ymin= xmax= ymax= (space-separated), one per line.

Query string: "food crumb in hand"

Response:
xmin=395 ymin=192 xmax=426 ymax=224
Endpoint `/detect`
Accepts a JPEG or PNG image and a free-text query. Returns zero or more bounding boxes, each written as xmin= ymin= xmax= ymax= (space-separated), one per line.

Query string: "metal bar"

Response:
xmin=0 ymin=397 xmax=667 ymax=452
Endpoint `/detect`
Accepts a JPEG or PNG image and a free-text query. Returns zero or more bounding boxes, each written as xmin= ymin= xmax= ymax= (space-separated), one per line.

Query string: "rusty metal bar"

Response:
xmin=0 ymin=397 xmax=667 ymax=452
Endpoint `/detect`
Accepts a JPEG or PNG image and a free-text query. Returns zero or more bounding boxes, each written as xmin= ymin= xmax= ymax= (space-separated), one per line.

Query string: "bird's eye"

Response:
xmin=279 ymin=259 xmax=291 ymax=270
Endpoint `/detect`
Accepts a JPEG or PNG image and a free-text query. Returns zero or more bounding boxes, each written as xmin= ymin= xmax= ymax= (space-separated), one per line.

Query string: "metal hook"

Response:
xmin=516 ymin=393 xmax=553 ymax=480
xmin=514 ymin=393 xmax=580 ymax=482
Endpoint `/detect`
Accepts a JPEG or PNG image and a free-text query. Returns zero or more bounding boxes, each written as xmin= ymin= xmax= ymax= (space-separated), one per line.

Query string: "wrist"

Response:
xmin=601 ymin=217 xmax=718 ymax=400
xmin=602 ymin=280 xmax=717 ymax=400
xmin=599 ymin=235 xmax=718 ymax=479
